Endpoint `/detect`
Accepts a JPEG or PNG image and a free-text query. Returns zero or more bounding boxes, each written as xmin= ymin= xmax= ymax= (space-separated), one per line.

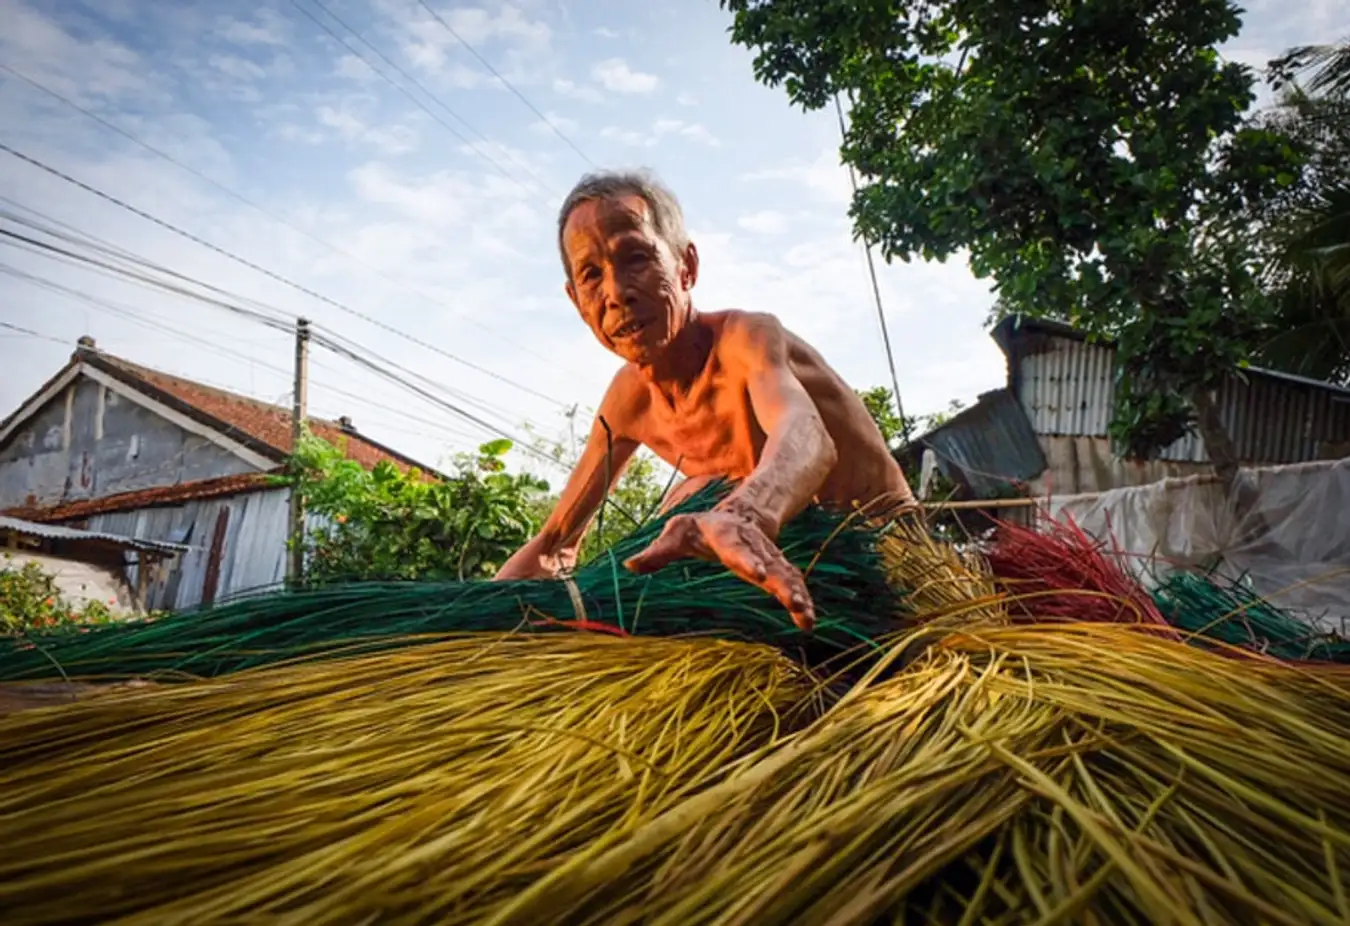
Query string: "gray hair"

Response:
xmin=556 ymin=168 xmax=689 ymax=278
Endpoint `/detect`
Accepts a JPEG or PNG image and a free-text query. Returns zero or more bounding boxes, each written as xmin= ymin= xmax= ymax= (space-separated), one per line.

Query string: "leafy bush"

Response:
xmin=0 ymin=556 xmax=121 ymax=635
xmin=292 ymin=434 xmax=552 ymax=584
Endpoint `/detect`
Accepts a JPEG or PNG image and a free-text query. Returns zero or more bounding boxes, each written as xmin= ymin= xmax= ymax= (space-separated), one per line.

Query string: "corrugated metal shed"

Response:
xmin=995 ymin=316 xmax=1350 ymax=464
xmin=0 ymin=516 xmax=189 ymax=556
xmin=84 ymin=487 xmax=296 ymax=611
xmin=912 ymin=389 xmax=1048 ymax=497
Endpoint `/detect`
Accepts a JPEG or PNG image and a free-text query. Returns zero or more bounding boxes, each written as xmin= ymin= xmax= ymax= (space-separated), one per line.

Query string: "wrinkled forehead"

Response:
xmin=562 ymin=194 xmax=656 ymax=257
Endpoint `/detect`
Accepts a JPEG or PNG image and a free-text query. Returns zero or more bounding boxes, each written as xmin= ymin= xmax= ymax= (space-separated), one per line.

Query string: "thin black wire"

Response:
xmin=0 ymin=65 xmax=585 ymax=384
xmin=0 ymin=239 xmax=544 ymax=436
xmin=291 ymin=0 xmax=557 ymax=198
xmin=0 ymin=226 xmax=295 ymax=333
xmin=0 ymin=142 xmax=570 ymax=407
xmin=310 ymin=328 xmax=567 ymax=468
xmin=0 ymin=197 xmax=553 ymax=432
xmin=4 ymin=259 xmax=492 ymax=447
xmin=412 ymin=0 xmax=596 ymax=168
xmin=0 ymin=320 xmax=67 ymax=345
xmin=833 ymin=92 xmax=910 ymax=441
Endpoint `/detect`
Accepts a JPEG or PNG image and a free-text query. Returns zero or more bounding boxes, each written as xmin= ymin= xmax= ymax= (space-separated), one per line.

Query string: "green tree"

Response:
xmin=523 ymin=423 xmax=674 ymax=564
xmin=855 ymin=385 xmax=907 ymax=448
xmin=1251 ymin=40 xmax=1350 ymax=383
xmin=291 ymin=434 xmax=550 ymax=584
xmin=722 ymin=0 xmax=1305 ymax=486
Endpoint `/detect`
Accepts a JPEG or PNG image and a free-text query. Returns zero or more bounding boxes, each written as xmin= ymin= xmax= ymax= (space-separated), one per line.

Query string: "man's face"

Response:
xmin=562 ymin=194 xmax=698 ymax=365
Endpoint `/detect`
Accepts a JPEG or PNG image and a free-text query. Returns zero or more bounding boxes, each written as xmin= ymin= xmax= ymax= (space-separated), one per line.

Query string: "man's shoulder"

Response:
xmin=708 ymin=309 xmax=789 ymax=348
xmin=596 ymin=363 xmax=649 ymax=419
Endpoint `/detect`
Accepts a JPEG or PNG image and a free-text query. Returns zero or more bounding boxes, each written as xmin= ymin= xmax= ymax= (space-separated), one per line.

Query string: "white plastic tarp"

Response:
xmin=1047 ymin=458 xmax=1350 ymax=635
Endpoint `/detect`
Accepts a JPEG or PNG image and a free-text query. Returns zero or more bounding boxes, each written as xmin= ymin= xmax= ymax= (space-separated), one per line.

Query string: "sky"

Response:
xmin=0 ymin=0 xmax=1338 ymax=484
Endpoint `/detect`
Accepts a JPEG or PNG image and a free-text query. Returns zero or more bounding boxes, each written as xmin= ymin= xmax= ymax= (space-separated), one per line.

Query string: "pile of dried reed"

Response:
xmin=493 ymin=622 xmax=1350 ymax=925
xmin=0 ymin=633 xmax=820 ymax=925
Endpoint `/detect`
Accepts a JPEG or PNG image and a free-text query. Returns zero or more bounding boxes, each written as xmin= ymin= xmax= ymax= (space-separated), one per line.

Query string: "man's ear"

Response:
xmin=564 ymin=278 xmax=580 ymax=311
xmin=680 ymin=241 xmax=699 ymax=291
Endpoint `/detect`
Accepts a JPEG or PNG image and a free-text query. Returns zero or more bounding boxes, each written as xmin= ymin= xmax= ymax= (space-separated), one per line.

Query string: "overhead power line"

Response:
xmin=833 ymin=93 xmax=909 ymax=440
xmin=0 ymin=225 xmax=294 ymax=333
xmin=0 ymin=320 xmax=67 ymax=345
xmin=310 ymin=328 xmax=567 ymax=470
xmin=0 ymin=250 xmax=548 ymax=441
xmin=0 ymin=142 xmax=570 ymax=408
xmin=412 ymin=0 xmax=596 ymax=168
xmin=0 ymin=63 xmax=586 ymax=383
xmin=290 ymin=0 xmax=556 ymax=199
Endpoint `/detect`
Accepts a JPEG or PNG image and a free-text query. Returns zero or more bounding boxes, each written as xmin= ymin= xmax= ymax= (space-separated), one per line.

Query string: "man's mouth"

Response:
xmin=611 ymin=318 xmax=649 ymax=339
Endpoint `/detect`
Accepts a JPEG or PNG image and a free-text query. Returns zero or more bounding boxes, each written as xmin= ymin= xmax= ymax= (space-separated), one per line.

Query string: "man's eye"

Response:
xmin=580 ymin=267 xmax=600 ymax=282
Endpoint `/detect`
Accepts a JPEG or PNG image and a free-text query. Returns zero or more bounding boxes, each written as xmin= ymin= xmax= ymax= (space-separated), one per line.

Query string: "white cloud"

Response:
xmin=676 ymin=92 xmax=697 ymax=106
xmin=529 ymin=110 xmax=580 ymax=135
xmin=553 ymin=77 xmax=604 ymax=103
xmin=594 ymin=27 xmax=620 ymax=39
xmin=208 ymin=53 xmax=266 ymax=83
xmin=601 ymin=118 xmax=720 ymax=148
xmin=591 ymin=58 xmax=659 ymax=94
xmin=214 ymin=10 xmax=289 ymax=47
xmin=392 ymin=0 xmax=554 ymax=88
xmin=742 ymin=148 xmax=853 ymax=206
xmin=737 ymin=210 xmax=790 ymax=235
xmin=317 ymin=105 xmax=420 ymax=155
xmin=334 ymin=53 xmax=377 ymax=81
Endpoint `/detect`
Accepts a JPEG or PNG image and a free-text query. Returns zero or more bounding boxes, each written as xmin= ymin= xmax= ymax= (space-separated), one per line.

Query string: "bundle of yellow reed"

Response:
xmin=0 ymin=632 xmax=820 ymax=926
xmin=494 ymin=622 xmax=1350 ymax=925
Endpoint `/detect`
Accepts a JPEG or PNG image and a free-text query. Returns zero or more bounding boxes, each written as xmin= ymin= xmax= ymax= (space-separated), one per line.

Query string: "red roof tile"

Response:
xmin=87 ymin=351 xmax=442 ymax=479
xmin=3 ymin=473 xmax=276 ymax=523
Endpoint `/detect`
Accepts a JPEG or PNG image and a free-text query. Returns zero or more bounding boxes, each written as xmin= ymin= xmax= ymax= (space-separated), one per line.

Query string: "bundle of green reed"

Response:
xmin=0 ymin=632 xmax=821 ymax=926
xmin=0 ymin=483 xmax=899 ymax=683
xmin=492 ymin=621 xmax=1350 ymax=925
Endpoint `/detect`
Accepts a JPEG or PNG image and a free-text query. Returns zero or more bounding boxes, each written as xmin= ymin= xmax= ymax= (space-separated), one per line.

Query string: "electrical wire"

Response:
xmin=412 ymin=0 xmax=596 ymax=168
xmin=0 ymin=146 xmax=572 ymax=406
xmin=0 ymin=226 xmax=294 ymax=333
xmin=0 ymin=257 xmax=548 ymax=446
xmin=0 ymin=69 xmax=587 ymax=386
xmin=833 ymin=93 xmax=909 ymax=441
xmin=0 ymin=320 xmax=67 ymax=346
xmin=310 ymin=327 xmax=566 ymax=469
xmin=290 ymin=0 xmax=557 ymax=199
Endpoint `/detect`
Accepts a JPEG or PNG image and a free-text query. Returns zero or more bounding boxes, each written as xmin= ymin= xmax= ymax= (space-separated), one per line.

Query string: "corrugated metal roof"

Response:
xmin=914 ymin=389 xmax=1048 ymax=497
xmin=0 ymin=515 xmax=189 ymax=556
xmin=996 ymin=316 xmax=1350 ymax=464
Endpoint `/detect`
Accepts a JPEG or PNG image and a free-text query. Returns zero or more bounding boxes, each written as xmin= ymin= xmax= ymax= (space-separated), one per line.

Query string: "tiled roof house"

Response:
xmin=0 ymin=337 xmax=442 ymax=609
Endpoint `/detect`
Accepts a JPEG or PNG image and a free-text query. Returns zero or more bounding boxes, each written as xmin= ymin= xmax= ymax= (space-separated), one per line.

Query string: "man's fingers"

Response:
xmin=623 ymin=517 xmax=704 ymax=574
xmin=711 ymin=536 xmax=816 ymax=632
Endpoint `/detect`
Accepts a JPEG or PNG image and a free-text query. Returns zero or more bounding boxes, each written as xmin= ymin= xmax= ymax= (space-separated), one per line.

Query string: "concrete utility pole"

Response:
xmin=287 ymin=317 xmax=311 ymax=585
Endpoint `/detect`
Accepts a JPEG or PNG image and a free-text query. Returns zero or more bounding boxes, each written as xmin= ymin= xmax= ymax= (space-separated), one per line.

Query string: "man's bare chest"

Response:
xmin=635 ymin=379 xmax=764 ymax=476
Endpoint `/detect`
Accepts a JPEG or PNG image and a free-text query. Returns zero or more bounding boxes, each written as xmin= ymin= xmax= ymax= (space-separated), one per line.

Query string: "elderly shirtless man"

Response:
xmin=495 ymin=170 xmax=917 ymax=631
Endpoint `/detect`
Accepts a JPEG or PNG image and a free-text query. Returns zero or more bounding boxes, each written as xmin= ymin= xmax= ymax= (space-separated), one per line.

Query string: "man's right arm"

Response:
xmin=494 ymin=397 xmax=640 ymax=581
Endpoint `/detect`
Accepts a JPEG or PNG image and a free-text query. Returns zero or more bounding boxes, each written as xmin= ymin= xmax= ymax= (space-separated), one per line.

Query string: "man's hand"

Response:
xmin=623 ymin=509 xmax=816 ymax=632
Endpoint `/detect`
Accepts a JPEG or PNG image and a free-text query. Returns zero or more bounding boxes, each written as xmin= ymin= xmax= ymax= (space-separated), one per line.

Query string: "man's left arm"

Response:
xmin=624 ymin=313 xmax=835 ymax=631
xmin=715 ymin=313 xmax=837 ymax=538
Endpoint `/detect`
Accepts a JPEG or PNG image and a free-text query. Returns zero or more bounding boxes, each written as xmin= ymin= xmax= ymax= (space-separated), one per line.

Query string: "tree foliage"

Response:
xmin=855 ymin=385 xmax=908 ymax=448
xmin=292 ymin=434 xmax=550 ymax=584
xmin=1 ymin=556 xmax=121 ymax=635
xmin=523 ymin=425 xmax=674 ymax=563
xmin=722 ymin=0 xmax=1305 ymax=471
xmin=1250 ymin=40 xmax=1350 ymax=384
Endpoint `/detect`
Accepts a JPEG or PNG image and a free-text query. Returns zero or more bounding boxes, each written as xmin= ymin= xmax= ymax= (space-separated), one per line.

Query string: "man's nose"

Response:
xmin=602 ymin=269 xmax=632 ymax=309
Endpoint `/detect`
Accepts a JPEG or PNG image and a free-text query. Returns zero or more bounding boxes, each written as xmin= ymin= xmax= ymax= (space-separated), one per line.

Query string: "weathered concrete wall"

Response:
xmin=0 ymin=378 xmax=258 ymax=509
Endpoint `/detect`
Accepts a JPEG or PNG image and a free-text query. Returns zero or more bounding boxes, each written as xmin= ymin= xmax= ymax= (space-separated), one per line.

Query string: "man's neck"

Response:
xmin=638 ymin=305 xmax=710 ymax=400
